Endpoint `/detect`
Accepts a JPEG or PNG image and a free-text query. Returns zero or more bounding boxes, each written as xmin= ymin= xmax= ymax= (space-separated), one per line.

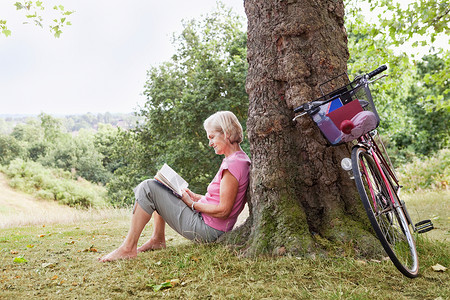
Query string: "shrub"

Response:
xmin=398 ymin=148 xmax=449 ymax=192
xmin=1 ymin=159 xmax=108 ymax=208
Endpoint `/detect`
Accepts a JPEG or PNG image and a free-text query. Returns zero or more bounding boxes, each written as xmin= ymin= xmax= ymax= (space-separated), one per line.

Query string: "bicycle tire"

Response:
xmin=352 ymin=146 xmax=419 ymax=278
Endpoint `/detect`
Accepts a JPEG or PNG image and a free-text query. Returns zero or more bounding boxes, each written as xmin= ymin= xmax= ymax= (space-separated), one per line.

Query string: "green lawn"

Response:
xmin=0 ymin=191 xmax=449 ymax=299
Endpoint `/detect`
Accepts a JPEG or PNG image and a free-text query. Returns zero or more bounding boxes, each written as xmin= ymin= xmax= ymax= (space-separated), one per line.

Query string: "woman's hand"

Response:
xmin=185 ymin=189 xmax=202 ymax=201
xmin=181 ymin=190 xmax=193 ymax=207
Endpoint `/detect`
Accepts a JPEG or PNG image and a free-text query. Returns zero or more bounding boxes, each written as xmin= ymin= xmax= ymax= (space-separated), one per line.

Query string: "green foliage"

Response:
xmin=345 ymin=0 xmax=449 ymax=163
xmin=106 ymin=129 xmax=147 ymax=205
xmin=108 ymin=4 xmax=249 ymax=204
xmin=0 ymin=134 xmax=26 ymax=164
xmin=398 ymin=148 xmax=449 ymax=192
xmin=416 ymin=52 xmax=450 ymax=112
xmin=1 ymin=158 xmax=107 ymax=207
xmin=39 ymin=112 xmax=64 ymax=142
xmin=0 ymin=118 xmax=15 ymax=134
xmin=38 ymin=129 xmax=112 ymax=184
xmin=94 ymin=124 xmax=124 ymax=174
xmin=1 ymin=114 xmax=123 ymax=185
xmin=0 ymin=19 xmax=11 ymax=37
xmin=346 ymin=0 xmax=450 ymax=112
xmin=1 ymin=1 xmax=74 ymax=38
xmin=367 ymin=0 xmax=449 ymax=46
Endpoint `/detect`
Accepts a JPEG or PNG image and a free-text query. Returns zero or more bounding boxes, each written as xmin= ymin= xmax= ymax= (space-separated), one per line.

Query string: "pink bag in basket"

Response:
xmin=340 ymin=111 xmax=378 ymax=142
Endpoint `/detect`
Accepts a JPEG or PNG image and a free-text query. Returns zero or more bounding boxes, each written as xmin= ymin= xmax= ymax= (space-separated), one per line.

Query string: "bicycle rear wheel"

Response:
xmin=352 ymin=146 xmax=419 ymax=278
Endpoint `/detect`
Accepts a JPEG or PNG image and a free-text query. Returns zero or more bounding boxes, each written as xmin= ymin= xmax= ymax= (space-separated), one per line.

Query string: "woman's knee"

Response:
xmin=134 ymin=179 xmax=160 ymax=213
xmin=135 ymin=179 xmax=158 ymax=195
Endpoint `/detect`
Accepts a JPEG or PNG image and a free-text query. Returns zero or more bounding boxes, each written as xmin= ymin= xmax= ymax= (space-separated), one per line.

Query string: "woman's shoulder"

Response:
xmin=226 ymin=151 xmax=250 ymax=164
xmin=222 ymin=151 xmax=250 ymax=172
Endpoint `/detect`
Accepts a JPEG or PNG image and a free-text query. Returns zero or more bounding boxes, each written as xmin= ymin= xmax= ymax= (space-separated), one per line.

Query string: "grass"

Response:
xmin=403 ymin=190 xmax=449 ymax=242
xmin=1 ymin=195 xmax=449 ymax=299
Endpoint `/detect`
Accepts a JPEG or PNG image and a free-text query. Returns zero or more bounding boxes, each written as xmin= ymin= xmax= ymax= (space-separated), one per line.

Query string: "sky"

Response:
xmin=0 ymin=0 xmax=246 ymax=115
xmin=0 ymin=1 xmax=447 ymax=116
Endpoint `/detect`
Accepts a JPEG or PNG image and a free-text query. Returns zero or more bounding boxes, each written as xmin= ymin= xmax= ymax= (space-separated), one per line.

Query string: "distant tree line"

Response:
xmin=0 ymin=113 xmax=129 ymax=184
xmin=0 ymin=112 xmax=141 ymax=135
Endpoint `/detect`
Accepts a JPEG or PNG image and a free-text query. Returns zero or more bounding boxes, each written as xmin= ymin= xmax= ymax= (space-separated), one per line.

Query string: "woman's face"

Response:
xmin=206 ymin=129 xmax=229 ymax=156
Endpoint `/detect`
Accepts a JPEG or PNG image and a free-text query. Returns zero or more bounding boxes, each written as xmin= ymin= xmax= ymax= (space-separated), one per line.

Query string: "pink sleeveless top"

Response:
xmin=198 ymin=150 xmax=251 ymax=231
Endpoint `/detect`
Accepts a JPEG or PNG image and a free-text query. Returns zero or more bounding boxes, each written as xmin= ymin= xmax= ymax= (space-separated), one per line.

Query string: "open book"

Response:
xmin=154 ymin=163 xmax=188 ymax=198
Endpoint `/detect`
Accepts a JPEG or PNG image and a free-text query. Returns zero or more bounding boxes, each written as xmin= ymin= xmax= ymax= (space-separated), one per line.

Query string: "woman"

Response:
xmin=99 ymin=111 xmax=251 ymax=262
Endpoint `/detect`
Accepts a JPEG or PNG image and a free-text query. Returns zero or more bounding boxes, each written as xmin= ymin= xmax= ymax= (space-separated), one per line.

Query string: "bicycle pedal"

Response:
xmin=415 ymin=220 xmax=434 ymax=234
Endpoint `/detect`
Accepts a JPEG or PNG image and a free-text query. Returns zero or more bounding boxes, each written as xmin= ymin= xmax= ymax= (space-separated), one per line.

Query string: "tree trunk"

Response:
xmin=222 ymin=0 xmax=382 ymax=257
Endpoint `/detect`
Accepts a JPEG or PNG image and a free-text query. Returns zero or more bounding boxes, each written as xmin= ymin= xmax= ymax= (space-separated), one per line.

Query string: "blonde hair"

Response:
xmin=203 ymin=111 xmax=243 ymax=144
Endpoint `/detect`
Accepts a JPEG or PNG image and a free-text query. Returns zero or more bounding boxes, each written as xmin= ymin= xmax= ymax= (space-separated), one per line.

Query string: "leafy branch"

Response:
xmin=1 ymin=1 xmax=74 ymax=38
xmin=369 ymin=0 xmax=449 ymax=46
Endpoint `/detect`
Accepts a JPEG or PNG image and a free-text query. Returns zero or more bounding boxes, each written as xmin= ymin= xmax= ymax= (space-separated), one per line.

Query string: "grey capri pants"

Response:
xmin=133 ymin=179 xmax=224 ymax=243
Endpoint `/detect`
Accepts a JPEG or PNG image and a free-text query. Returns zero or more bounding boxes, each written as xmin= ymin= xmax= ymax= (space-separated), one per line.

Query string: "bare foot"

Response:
xmin=98 ymin=246 xmax=137 ymax=262
xmin=137 ymin=238 xmax=166 ymax=253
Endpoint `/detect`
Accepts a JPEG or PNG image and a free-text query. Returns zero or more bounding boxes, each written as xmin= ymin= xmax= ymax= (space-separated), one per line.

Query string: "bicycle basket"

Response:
xmin=309 ymin=82 xmax=379 ymax=145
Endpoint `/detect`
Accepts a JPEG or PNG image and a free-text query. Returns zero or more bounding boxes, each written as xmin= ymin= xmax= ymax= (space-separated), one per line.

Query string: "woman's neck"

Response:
xmin=224 ymin=144 xmax=242 ymax=157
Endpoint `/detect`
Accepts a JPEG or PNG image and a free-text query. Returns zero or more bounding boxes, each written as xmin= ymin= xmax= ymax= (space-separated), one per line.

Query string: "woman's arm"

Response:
xmin=181 ymin=170 xmax=239 ymax=219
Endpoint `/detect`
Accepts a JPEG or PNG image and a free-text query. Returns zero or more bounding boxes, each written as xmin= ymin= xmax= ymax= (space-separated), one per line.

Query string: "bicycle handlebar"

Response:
xmin=367 ymin=64 xmax=387 ymax=79
xmin=294 ymin=104 xmax=304 ymax=114
xmin=293 ymin=65 xmax=387 ymax=115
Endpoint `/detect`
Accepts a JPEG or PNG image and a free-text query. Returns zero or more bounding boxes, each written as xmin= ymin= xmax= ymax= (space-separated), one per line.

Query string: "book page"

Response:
xmin=156 ymin=164 xmax=188 ymax=196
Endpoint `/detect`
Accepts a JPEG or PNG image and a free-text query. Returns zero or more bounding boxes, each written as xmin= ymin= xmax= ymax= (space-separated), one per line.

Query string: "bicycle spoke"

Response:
xmin=352 ymin=146 xmax=419 ymax=277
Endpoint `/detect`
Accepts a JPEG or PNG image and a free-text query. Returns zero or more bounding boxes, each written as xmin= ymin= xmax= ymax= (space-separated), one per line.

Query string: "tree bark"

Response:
xmin=222 ymin=0 xmax=382 ymax=257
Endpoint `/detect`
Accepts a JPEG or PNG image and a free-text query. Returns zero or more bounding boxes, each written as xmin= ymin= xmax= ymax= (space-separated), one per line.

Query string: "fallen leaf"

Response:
xmin=81 ymin=246 xmax=97 ymax=252
xmin=26 ymin=244 xmax=34 ymax=248
xmin=170 ymin=279 xmax=180 ymax=286
xmin=10 ymin=250 xmax=18 ymax=254
xmin=151 ymin=281 xmax=173 ymax=292
xmin=42 ymin=263 xmax=55 ymax=268
xmin=38 ymin=234 xmax=45 ymax=238
xmin=431 ymin=264 xmax=447 ymax=272
xmin=149 ymin=279 xmax=181 ymax=292
xmin=51 ymin=275 xmax=58 ymax=280
xmin=13 ymin=256 xmax=28 ymax=263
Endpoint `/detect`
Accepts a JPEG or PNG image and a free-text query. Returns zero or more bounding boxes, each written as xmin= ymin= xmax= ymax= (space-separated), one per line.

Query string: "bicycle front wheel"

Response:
xmin=352 ymin=146 xmax=419 ymax=278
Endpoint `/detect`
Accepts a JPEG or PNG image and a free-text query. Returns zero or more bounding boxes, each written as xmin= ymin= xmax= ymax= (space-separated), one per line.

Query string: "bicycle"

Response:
xmin=292 ymin=65 xmax=434 ymax=278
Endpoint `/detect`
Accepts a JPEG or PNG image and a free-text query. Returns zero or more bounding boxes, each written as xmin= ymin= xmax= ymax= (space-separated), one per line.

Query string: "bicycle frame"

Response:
xmin=356 ymin=133 xmax=415 ymax=230
xmin=357 ymin=136 xmax=397 ymax=209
